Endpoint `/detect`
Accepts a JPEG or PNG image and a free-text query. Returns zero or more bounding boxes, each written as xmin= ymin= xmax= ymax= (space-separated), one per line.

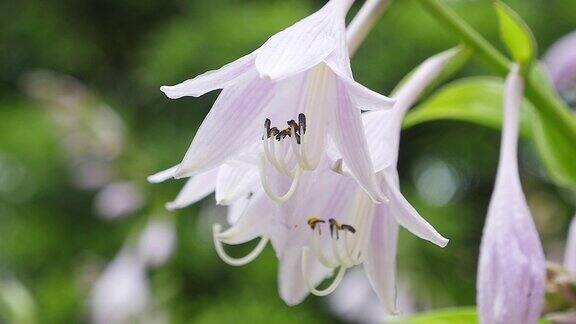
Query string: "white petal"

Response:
xmin=147 ymin=165 xmax=179 ymax=183
xmin=175 ymin=70 xmax=275 ymax=177
xmin=362 ymin=110 xmax=398 ymax=172
xmin=278 ymin=238 xmax=331 ymax=306
xmin=226 ymin=195 xmax=251 ymax=225
xmin=217 ymin=192 xmax=275 ymax=245
xmin=565 ymin=216 xmax=576 ymax=277
xmin=326 ymin=59 xmax=395 ymax=111
xmin=215 ymin=162 xmax=259 ymax=205
xmin=160 ymin=51 xmax=257 ymax=99
xmin=392 ymin=47 xmax=461 ymax=115
xmin=363 ymin=48 xmax=461 ymax=172
xmin=331 ymin=81 xmax=385 ymax=203
xmin=382 ymin=170 xmax=449 ymax=247
xmin=255 ymin=2 xmax=343 ymax=81
xmin=363 ymin=204 xmax=399 ymax=315
xmin=165 ymin=168 xmax=219 ymax=211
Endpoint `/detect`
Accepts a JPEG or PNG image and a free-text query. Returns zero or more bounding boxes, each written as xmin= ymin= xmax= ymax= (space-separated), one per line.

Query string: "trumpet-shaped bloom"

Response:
xmin=156 ymin=0 xmax=395 ymax=203
xmin=477 ymin=65 xmax=546 ymax=324
xmin=209 ymin=49 xmax=456 ymax=312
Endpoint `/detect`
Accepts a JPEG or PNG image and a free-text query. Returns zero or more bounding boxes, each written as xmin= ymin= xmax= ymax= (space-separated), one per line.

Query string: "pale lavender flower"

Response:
xmin=211 ymin=49 xmax=457 ymax=310
xmin=137 ymin=218 xmax=176 ymax=267
xmin=564 ymin=215 xmax=576 ymax=278
xmin=477 ymin=65 xmax=546 ymax=324
xmin=153 ymin=0 xmax=395 ymax=203
xmin=544 ymin=30 xmax=576 ymax=106
xmin=90 ymin=251 xmax=150 ymax=324
xmin=93 ymin=181 xmax=144 ymax=219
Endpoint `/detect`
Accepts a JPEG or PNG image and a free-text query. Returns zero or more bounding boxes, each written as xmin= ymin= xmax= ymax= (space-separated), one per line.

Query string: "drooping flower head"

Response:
xmin=156 ymin=0 xmax=395 ymax=203
xmin=210 ymin=49 xmax=457 ymax=312
xmin=477 ymin=65 xmax=546 ymax=324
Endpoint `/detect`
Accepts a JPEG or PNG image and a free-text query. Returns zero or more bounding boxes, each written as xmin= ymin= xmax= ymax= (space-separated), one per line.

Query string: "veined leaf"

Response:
xmin=403 ymin=77 xmax=533 ymax=138
xmin=494 ymin=1 xmax=536 ymax=68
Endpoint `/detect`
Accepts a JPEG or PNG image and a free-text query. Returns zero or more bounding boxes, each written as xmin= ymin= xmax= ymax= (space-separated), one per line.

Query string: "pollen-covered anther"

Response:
xmin=307 ymin=217 xmax=326 ymax=235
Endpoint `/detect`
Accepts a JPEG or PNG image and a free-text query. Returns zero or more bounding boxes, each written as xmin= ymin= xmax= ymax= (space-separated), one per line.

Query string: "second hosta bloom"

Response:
xmin=158 ymin=0 xmax=394 ymax=203
xmin=477 ymin=65 xmax=546 ymax=324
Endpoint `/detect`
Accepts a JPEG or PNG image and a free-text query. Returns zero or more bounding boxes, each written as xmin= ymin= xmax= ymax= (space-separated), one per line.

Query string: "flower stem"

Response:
xmin=347 ymin=0 xmax=392 ymax=56
xmin=417 ymin=0 xmax=576 ymax=141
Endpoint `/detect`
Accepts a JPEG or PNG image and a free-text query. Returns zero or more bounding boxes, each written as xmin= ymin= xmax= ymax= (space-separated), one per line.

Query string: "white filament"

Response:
xmin=258 ymin=153 xmax=301 ymax=203
xmin=212 ymin=224 xmax=269 ymax=267
xmin=301 ymin=246 xmax=347 ymax=296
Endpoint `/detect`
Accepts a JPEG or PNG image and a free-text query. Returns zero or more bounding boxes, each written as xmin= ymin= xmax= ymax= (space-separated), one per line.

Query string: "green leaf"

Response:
xmin=403 ymin=77 xmax=533 ymax=138
xmin=494 ymin=1 xmax=537 ymax=68
xmin=388 ymin=307 xmax=478 ymax=323
xmin=404 ymin=76 xmax=576 ymax=191
xmin=387 ymin=307 xmax=552 ymax=324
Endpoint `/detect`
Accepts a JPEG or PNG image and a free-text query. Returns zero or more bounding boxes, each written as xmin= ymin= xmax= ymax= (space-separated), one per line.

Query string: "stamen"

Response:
xmin=302 ymin=247 xmax=346 ymax=296
xmin=258 ymin=153 xmax=301 ymax=203
xmin=307 ymin=217 xmax=326 ymax=235
xmin=298 ymin=113 xmax=307 ymax=135
xmin=212 ymin=224 xmax=269 ymax=266
xmin=311 ymin=229 xmax=339 ymax=268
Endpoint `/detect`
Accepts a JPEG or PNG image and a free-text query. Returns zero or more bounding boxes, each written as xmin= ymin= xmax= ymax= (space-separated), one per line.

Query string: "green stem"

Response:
xmin=417 ymin=0 xmax=576 ymax=141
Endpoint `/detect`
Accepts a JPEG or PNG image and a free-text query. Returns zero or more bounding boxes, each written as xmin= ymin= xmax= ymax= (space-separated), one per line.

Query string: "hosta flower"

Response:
xmin=211 ymin=49 xmax=456 ymax=310
xmin=155 ymin=0 xmax=395 ymax=203
xmin=565 ymin=215 xmax=576 ymax=278
xmin=477 ymin=65 xmax=546 ymax=324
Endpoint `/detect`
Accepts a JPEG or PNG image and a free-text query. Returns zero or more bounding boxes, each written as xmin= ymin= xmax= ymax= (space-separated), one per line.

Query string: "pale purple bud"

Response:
xmin=477 ymin=65 xmax=546 ymax=324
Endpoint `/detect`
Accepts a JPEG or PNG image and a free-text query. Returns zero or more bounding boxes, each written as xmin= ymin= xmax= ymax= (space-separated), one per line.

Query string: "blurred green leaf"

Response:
xmin=403 ymin=77 xmax=533 ymax=138
xmin=494 ymin=1 xmax=536 ymax=68
xmin=389 ymin=307 xmax=478 ymax=323
xmin=529 ymin=64 xmax=576 ymax=189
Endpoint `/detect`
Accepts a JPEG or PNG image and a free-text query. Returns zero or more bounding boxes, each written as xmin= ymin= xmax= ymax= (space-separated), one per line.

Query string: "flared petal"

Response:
xmin=215 ymin=162 xmax=258 ymax=205
xmin=363 ymin=48 xmax=461 ymax=172
xmin=160 ymin=51 xmax=257 ymax=99
xmin=326 ymin=60 xmax=395 ymax=111
xmin=331 ymin=80 xmax=385 ymax=203
xmin=226 ymin=195 xmax=251 ymax=225
xmin=278 ymin=239 xmax=331 ymax=306
xmin=147 ymin=165 xmax=179 ymax=183
xmin=255 ymin=2 xmax=343 ymax=81
xmin=477 ymin=65 xmax=546 ymax=324
xmin=382 ymin=170 xmax=449 ymax=247
xmin=217 ymin=192 xmax=275 ymax=245
xmin=175 ymin=69 xmax=275 ymax=177
xmin=363 ymin=204 xmax=399 ymax=315
xmin=165 ymin=168 xmax=219 ymax=211
xmin=565 ymin=216 xmax=576 ymax=277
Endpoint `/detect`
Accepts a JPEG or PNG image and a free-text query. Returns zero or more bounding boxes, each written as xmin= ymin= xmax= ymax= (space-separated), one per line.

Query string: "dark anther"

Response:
xmin=294 ymin=133 xmax=301 ymax=144
xmin=269 ymin=127 xmax=280 ymax=138
xmin=328 ymin=218 xmax=355 ymax=239
xmin=328 ymin=218 xmax=339 ymax=239
xmin=287 ymin=120 xmax=299 ymax=130
xmin=275 ymin=128 xmax=291 ymax=141
xmin=341 ymin=224 xmax=356 ymax=234
xmin=298 ymin=113 xmax=307 ymax=135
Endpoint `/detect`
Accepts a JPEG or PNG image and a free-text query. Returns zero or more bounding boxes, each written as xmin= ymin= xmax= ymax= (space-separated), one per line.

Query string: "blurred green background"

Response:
xmin=0 ymin=0 xmax=574 ymax=323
